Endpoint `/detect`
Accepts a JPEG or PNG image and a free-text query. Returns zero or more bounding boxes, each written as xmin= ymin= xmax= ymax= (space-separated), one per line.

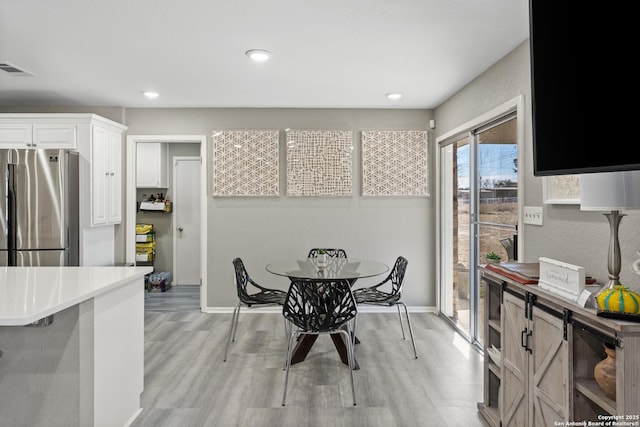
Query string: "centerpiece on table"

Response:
xmin=315 ymin=248 xmax=328 ymax=269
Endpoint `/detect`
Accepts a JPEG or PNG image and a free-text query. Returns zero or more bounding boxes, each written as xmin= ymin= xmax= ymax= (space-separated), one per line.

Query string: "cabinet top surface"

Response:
xmin=481 ymin=266 xmax=640 ymax=333
xmin=0 ymin=266 xmax=152 ymax=325
xmin=0 ymin=113 xmax=127 ymax=130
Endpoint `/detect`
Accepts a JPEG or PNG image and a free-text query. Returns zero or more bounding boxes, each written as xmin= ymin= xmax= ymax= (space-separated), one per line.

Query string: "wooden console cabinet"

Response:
xmin=478 ymin=266 xmax=640 ymax=426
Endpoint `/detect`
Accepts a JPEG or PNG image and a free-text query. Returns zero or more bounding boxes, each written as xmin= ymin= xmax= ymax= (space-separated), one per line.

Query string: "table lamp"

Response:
xmin=580 ymin=171 xmax=640 ymax=290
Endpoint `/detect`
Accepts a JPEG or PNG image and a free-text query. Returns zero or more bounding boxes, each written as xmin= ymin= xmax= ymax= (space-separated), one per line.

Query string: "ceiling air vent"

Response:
xmin=0 ymin=63 xmax=34 ymax=76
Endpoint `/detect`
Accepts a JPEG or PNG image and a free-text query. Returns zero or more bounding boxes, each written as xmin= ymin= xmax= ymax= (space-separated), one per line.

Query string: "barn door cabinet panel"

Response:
xmin=501 ymin=291 xmax=569 ymax=426
xmin=478 ymin=267 xmax=640 ymax=426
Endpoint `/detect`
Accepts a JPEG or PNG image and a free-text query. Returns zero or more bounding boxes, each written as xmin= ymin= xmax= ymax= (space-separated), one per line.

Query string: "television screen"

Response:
xmin=530 ymin=0 xmax=640 ymax=176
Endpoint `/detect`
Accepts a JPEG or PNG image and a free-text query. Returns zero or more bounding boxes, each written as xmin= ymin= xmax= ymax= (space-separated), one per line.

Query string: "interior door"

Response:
xmin=173 ymin=156 xmax=201 ymax=285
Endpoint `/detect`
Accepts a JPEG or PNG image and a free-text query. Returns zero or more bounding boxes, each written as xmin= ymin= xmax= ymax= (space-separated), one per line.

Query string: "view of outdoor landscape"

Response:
xmin=441 ymin=116 xmax=518 ymax=345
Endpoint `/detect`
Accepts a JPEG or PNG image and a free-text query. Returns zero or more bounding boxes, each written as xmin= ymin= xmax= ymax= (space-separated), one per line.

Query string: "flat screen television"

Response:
xmin=529 ymin=0 xmax=640 ymax=176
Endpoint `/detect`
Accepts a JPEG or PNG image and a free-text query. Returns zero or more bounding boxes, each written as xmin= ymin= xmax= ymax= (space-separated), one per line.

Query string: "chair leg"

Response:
xmin=223 ymin=303 xmax=240 ymax=362
xmin=339 ymin=328 xmax=357 ymax=405
xmin=398 ymin=302 xmax=418 ymax=359
xmin=282 ymin=329 xmax=299 ymax=406
xmin=396 ymin=304 xmax=406 ymax=340
xmin=230 ymin=304 xmax=241 ymax=342
xmin=283 ymin=319 xmax=292 ymax=370
xmin=351 ymin=316 xmax=358 ymax=347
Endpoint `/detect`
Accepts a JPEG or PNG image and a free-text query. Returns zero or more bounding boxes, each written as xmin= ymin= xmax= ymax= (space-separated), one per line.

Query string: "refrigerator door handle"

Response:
xmin=7 ymin=163 xmax=16 ymax=265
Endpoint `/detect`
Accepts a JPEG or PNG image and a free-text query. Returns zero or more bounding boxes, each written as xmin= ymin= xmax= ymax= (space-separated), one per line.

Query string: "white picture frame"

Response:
xmin=211 ymin=129 xmax=280 ymax=197
xmin=542 ymin=175 xmax=580 ymax=204
xmin=361 ymin=130 xmax=429 ymax=196
xmin=286 ymin=130 xmax=353 ymax=196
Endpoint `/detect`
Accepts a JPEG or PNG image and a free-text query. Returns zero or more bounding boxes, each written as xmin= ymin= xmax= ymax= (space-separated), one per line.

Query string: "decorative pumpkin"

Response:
xmin=596 ymin=285 xmax=640 ymax=319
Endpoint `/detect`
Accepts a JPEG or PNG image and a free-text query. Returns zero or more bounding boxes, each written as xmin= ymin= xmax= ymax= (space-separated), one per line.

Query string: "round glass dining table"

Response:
xmin=266 ymin=257 xmax=389 ymax=369
xmin=265 ymin=257 xmax=389 ymax=280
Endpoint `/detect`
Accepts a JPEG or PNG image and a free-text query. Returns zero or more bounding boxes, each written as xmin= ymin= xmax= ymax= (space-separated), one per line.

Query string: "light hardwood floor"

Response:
xmin=135 ymin=288 xmax=489 ymax=427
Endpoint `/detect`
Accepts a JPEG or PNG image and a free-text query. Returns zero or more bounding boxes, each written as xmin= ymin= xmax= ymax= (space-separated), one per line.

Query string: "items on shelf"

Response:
xmin=136 ymin=223 xmax=155 ymax=263
xmin=594 ymin=343 xmax=616 ymax=401
xmin=138 ymin=193 xmax=172 ymax=213
xmin=595 ymin=284 xmax=640 ymax=321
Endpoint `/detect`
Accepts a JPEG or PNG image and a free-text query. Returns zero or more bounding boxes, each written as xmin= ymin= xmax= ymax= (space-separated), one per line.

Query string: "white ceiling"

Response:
xmin=0 ymin=0 xmax=529 ymax=109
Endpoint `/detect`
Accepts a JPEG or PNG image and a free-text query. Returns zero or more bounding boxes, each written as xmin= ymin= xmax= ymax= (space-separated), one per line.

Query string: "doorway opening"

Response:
xmin=125 ymin=135 xmax=207 ymax=311
xmin=436 ymin=96 xmax=524 ymax=348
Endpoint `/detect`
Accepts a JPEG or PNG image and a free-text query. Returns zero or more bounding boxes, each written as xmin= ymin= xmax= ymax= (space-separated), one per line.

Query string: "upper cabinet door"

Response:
xmin=91 ymin=125 xmax=110 ymax=226
xmin=32 ymin=124 xmax=77 ymax=149
xmin=136 ymin=142 xmax=168 ymax=188
xmin=107 ymin=130 xmax=122 ymax=224
xmin=90 ymin=124 xmax=122 ymax=226
xmin=0 ymin=123 xmax=76 ymax=149
xmin=0 ymin=124 xmax=32 ymax=148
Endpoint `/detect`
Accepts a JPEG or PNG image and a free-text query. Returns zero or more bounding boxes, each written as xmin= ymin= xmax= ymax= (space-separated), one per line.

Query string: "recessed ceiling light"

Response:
xmin=143 ymin=91 xmax=159 ymax=99
xmin=245 ymin=49 xmax=271 ymax=62
xmin=386 ymin=92 xmax=403 ymax=100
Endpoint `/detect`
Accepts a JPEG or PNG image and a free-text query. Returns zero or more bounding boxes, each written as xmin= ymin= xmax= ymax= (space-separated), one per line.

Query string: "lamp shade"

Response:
xmin=580 ymin=171 xmax=640 ymax=211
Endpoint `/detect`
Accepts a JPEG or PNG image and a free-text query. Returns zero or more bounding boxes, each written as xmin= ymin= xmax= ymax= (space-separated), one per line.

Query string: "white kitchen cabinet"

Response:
xmin=136 ymin=142 xmax=168 ymax=187
xmin=91 ymin=124 xmax=122 ymax=226
xmin=0 ymin=113 xmax=127 ymax=266
xmin=0 ymin=121 xmax=77 ymax=149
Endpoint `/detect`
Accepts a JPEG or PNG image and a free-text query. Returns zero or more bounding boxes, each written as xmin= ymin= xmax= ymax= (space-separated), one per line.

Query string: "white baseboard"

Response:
xmin=204 ymin=305 xmax=437 ymax=314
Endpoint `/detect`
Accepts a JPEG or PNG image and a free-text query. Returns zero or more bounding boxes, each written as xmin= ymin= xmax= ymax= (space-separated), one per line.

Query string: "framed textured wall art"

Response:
xmin=542 ymin=175 xmax=580 ymax=204
xmin=286 ymin=130 xmax=353 ymax=196
xmin=211 ymin=129 xmax=279 ymax=196
xmin=361 ymin=130 xmax=428 ymax=196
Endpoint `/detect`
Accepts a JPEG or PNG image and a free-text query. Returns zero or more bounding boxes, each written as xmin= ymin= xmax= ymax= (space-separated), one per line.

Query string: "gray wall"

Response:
xmin=435 ymin=40 xmax=640 ymax=290
xmin=124 ymin=108 xmax=435 ymax=307
xmin=7 ymin=38 xmax=637 ymax=307
xmin=0 ymin=106 xmax=436 ymax=308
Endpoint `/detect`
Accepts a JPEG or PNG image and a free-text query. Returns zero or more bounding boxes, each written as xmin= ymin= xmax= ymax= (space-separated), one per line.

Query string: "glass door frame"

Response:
xmin=434 ymin=96 xmax=525 ymax=348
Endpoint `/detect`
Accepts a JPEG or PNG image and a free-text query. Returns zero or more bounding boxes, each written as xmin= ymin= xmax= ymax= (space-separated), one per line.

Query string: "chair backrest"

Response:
xmin=307 ymin=248 xmax=348 ymax=258
xmin=232 ymin=257 xmax=257 ymax=304
xmin=283 ymin=279 xmax=357 ymax=333
xmin=386 ymin=256 xmax=409 ymax=297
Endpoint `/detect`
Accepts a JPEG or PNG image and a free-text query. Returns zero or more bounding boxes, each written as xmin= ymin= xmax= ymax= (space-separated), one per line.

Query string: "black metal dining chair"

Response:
xmin=352 ymin=256 xmax=417 ymax=359
xmin=281 ymin=278 xmax=358 ymax=406
xmin=223 ymin=257 xmax=288 ymax=362
xmin=307 ymin=248 xmax=348 ymax=258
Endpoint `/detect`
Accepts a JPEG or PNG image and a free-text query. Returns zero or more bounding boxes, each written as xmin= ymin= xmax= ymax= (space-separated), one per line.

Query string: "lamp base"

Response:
xmin=603 ymin=211 xmax=625 ymax=290
xmin=601 ymin=278 xmax=622 ymax=291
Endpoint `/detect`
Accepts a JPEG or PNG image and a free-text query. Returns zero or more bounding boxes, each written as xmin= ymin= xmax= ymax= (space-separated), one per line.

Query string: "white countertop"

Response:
xmin=0 ymin=266 xmax=153 ymax=326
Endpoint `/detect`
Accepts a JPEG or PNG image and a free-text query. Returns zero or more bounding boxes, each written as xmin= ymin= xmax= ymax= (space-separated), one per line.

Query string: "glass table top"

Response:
xmin=266 ymin=257 xmax=389 ymax=280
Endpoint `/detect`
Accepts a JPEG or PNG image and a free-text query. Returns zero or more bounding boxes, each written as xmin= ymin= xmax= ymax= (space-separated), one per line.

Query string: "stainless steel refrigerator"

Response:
xmin=1 ymin=149 xmax=79 ymax=266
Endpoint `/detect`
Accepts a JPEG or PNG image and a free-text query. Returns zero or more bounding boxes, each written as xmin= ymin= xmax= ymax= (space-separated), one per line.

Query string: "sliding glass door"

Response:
xmin=439 ymin=114 xmax=518 ymax=346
